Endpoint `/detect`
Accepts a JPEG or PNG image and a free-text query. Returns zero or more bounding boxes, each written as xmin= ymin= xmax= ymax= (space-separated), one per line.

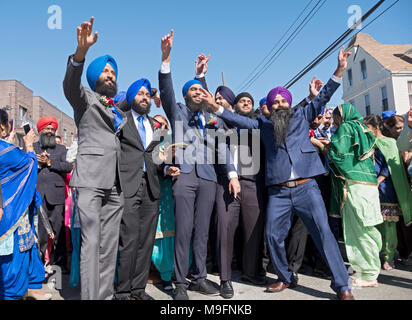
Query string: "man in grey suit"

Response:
xmin=63 ymin=17 xmax=127 ymax=300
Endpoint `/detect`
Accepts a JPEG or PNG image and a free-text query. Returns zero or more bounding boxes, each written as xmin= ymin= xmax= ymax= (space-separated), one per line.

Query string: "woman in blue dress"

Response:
xmin=0 ymin=109 xmax=50 ymax=300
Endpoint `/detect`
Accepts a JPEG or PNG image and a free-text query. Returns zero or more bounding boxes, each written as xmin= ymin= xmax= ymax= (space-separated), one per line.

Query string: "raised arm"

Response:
xmin=304 ymin=46 xmax=351 ymax=122
xmin=159 ymin=29 xmax=179 ymax=123
xmin=195 ymin=54 xmax=210 ymax=91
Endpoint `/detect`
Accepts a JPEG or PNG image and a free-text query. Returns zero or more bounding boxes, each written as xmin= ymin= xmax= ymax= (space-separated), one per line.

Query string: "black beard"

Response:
xmin=269 ymin=107 xmax=295 ymax=146
xmin=185 ymin=96 xmax=207 ymax=113
xmin=235 ymin=106 xmax=254 ymax=118
xmin=40 ymin=132 xmax=56 ymax=149
xmin=95 ymin=78 xmax=118 ymax=98
xmin=131 ymin=100 xmax=151 ymax=115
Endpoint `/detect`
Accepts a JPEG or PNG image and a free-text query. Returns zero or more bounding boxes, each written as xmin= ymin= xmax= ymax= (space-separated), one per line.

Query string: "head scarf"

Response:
xmin=215 ymin=86 xmax=236 ymax=107
xmin=126 ymin=78 xmax=152 ymax=106
xmin=234 ymin=92 xmax=254 ymax=107
xmin=328 ymin=104 xmax=377 ymax=215
xmin=37 ymin=116 xmax=58 ymax=133
xmin=259 ymin=97 xmax=267 ymax=107
xmin=86 ymin=55 xmax=118 ymax=92
xmin=182 ymin=80 xmax=204 ymax=98
xmin=382 ymin=110 xmax=396 ymax=121
xmin=266 ymin=87 xmax=292 ymax=111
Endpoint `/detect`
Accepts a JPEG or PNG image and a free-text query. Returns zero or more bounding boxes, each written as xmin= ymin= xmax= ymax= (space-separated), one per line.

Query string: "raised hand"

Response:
xmin=334 ymin=46 xmax=352 ymax=78
xmin=309 ymin=76 xmax=323 ymax=100
xmin=74 ymin=17 xmax=98 ymax=62
xmin=161 ymin=29 xmax=174 ymax=63
xmin=195 ymin=54 xmax=210 ymax=76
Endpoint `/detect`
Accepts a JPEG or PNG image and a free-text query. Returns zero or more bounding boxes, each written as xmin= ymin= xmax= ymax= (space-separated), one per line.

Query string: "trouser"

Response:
xmin=216 ymin=178 xmax=265 ymax=281
xmin=115 ymin=175 xmax=159 ymax=297
xmin=77 ymin=185 xmax=123 ymax=300
xmin=396 ymin=216 xmax=412 ymax=259
xmin=172 ymin=170 xmax=216 ymax=287
xmin=265 ymin=179 xmax=350 ymax=293
xmin=377 ymin=221 xmax=398 ymax=263
xmin=285 ymin=213 xmax=308 ymax=273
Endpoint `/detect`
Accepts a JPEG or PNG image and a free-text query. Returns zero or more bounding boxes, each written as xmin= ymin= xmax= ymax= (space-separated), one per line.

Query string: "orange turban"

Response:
xmin=37 ymin=117 xmax=58 ymax=133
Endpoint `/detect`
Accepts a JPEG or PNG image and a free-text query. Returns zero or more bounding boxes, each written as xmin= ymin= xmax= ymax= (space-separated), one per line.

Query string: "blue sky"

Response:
xmin=0 ymin=0 xmax=411 ymax=120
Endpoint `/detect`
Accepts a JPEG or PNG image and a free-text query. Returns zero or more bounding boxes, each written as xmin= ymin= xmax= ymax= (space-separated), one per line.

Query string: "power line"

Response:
xmin=283 ymin=0 xmax=387 ymax=89
xmin=236 ymin=0 xmax=315 ymax=91
xmin=239 ymin=0 xmax=327 ymax=92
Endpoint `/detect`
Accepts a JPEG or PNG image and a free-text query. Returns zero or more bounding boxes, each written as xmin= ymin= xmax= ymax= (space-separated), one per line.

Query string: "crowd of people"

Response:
xmin=1 ymin=17 xmax=412 ymax=301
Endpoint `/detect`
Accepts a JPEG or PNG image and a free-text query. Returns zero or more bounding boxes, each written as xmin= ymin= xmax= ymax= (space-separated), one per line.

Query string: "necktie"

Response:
xmin=197 ymin=111 xmax=205 ymax=131
xmin=137 ymin=116 xmax=146 ymax=171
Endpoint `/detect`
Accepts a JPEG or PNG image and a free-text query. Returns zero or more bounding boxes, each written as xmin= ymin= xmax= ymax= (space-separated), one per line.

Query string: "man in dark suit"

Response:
xmin=203 ymin=47 xmax=355 ymax=300
xmin=114 ymin=79 xmax=176 ymax=300
xmin=159 ymin=30 xmax=238 ymax=300
xmin=34 ymin=117 xmax=72 ymax=268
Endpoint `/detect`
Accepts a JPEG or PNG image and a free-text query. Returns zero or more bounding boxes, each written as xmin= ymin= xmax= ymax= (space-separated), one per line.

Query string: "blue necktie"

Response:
xmin=137 ymin=116 xmax=146 ymax=171
xmin=197 ymin=111 xmax=204 ymax=131
xmin=110 ymin=106 xmax=123 ymax=132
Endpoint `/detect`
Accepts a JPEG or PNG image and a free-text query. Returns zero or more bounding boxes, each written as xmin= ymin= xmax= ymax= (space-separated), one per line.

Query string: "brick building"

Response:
xmin=0 ymin=80 xmax=76 ymax=148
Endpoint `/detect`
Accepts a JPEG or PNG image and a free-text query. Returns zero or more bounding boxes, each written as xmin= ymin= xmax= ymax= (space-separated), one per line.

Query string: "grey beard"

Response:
xmin=40 ymin=132 xmax=56 ymax=149
xmin=95 ymin=79 xmax=118 ymax=98
xmin=131 ymin=100 xmax=151 ymax=115
xmin=269 ymin=108 xmax=295 ymax=147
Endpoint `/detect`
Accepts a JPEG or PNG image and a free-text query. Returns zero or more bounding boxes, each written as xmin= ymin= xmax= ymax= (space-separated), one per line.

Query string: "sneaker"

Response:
xmin=188 ymin=279 xmax=219 ymax=296
xmin=220 ymin=281 xmax=234 ymax=299
xmin=174 ymin=286 xmax=189 ymax=300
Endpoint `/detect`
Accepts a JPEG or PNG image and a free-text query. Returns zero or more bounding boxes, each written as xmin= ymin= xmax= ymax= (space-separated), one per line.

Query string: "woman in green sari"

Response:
xmin=328 ymin=104 xmax=383 ymax=287
xmin=364 ymin=115 xmax=412 ymax=270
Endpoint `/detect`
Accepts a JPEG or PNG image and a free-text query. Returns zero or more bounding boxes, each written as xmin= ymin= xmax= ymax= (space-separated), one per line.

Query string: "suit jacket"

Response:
xmin=0 ymin=184 xmax=2 ymax=209
xmin=33 ymin=142 xmax=72 ymax=205
xmin=216 ymin=78 xmax=340 ymax=186
xmin=159 ymin=71 xmax=235 ymax=183
xmin=118 ymin=111 xmax=163 ymax=199
xmin=63 ymin=55 xmax=127 ymax=189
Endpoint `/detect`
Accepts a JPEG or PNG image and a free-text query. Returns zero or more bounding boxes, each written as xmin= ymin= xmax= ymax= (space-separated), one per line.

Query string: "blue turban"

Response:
xmin=113 ymin=91 xmax=127 ymax=105
xmin=126 ymin=78 xmax=152 ymax=106
xmin=86 ymin=55 xmax=118 ymax=91
xmin=382 ymin=110 xmax=396 ymax=120
xmin=259 ymin=97 xmax=267 ymax=107
xmin=182 ymin=80 xmax=204 ymax=98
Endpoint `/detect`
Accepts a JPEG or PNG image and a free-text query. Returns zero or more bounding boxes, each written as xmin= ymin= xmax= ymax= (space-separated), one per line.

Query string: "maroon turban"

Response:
xmin=37 ymin=116 xmax=58 ymax=133
xmin=266 ymin=87 xmax=293 ymax=111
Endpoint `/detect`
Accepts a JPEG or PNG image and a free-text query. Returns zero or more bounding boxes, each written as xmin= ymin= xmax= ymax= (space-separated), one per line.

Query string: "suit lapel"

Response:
xmin=126 ymin=111 xmax=144 ymax=151
xmin=95 ymin=93 xmax=116 ymax=131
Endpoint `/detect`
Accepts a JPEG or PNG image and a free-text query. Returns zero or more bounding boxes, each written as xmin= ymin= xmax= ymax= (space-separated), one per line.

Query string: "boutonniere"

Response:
xmin=151 ymin=119 xmax=161 ymax=131
xmin=207 ymin=116 xmax=218 ymax=127
xmin=98 ymin=95 xmax=115 ymax=108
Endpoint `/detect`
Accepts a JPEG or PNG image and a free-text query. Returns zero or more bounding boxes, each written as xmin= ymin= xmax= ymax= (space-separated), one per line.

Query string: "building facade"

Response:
xmin=342 ymin=33 xmax=412 ymax=117
xmin=0 ymin=80 xmax=76 ymax=148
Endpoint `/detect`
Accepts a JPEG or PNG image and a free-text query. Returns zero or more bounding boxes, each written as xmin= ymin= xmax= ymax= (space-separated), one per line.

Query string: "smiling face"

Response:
xmin=235 ymin=97 xmax=254 ymax=115
xmin=270 ymin=94 xmax=290 ymax=111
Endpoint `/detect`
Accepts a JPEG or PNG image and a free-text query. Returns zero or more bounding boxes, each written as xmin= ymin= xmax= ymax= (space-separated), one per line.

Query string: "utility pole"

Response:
xmin=221 ymin=72 xmax=226 ymax=86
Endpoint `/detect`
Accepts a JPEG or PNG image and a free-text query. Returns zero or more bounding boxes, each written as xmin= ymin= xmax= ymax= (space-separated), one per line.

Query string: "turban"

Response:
xmin=382 ymin=110 xmax=396 ymax=121
xmin=182 ymin=80 xmax=204 ymax=98
xmin=37 ymin=116 xmax=58 ymax=133
xmin=234 ymin=92 xmax=254 ymax=107
xmin=126 ymin=78 xmax=152 ymax=106
xmin=86 ymin=55 xmax=118 ymax=92
xmin=259 ymin=97 xmax=267 ymax=107
xmin=215 ymin=86 xmax=236 ymax=107
xmin=266 ymin=87 xmax=292 ymax=111
xmin=113 ymin=91 xmax=127 ymax=105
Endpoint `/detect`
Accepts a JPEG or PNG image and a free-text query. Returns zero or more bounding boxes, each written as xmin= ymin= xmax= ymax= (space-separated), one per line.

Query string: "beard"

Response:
xmin=131 ymin=99 xmax=151 ymax=115
xmin=40 ymin=132 xmax=56 ymax=149
xmin=185 ymin=95 xmax=207 ymax=113
xmin=235 ymin=105 xmax=254 ymax=118
xmin=95 ymin=78 xmax=118 ymax=98
xmin=269 ymin=107 xmax=295 ymax=146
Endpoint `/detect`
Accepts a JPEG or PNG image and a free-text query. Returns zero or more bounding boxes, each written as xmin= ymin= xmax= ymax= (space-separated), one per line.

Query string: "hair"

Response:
xmin=363 ymin=114 xmax=383 ymax=130
xmin=0 ymin=108 xmax=8 ymax=127
xmin=153 ymin=114 xmax=169 ymax=126
xmin=381 ymin=115 xmax=404 ymax=139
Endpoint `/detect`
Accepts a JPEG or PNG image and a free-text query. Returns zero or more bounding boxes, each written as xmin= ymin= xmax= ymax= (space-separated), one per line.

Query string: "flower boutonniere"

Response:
xmin=98 ymin=95 xmax=115 ymax=108
xmin=152 ymin=119 xmax=161 ymax=131
xmin=207 ymin=116 xmax=218 ymax=128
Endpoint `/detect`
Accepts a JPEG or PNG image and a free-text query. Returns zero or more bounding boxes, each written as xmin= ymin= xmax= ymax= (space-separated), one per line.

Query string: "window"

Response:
xmin=19 ymin=105 xmax=27 ymax=119
xmin=364 ymin=94 xmax=371 ymax=116
xmin=408 ymin=81 xmax=412 ymax=108
xmin=381 ymin=86 xmax=388 ymax=111
xmin=360 ymin=60 xmax=368 ymax=80
xmin=348 ymin=69 xmax=353 ymax=86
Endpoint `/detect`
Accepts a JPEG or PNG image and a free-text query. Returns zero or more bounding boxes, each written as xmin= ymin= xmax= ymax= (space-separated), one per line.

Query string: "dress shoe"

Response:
xmin=241 ymin=274 xmax=267 ymax=286
xmin=174 ymin=286 xmax=189 ymax=300
xmin=112 ymin=295 xmax=131 ymax=300
xmin=220 ymin=281 xmax=234 ymax=299
xmin=130 ymin=291 xmax=154 ymax=300
xmin=337 ymin=290 xmax=355 ymax=300
xmin=265 ymin=280 xmax=297 ymax=293
xmin=25 ymin=289 xmax=52 ymax=300
xmin=188 ymin=279 xmax=219 ymax=296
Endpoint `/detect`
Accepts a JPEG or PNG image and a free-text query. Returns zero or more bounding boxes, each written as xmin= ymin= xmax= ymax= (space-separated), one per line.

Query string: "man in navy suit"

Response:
xmin=158 ymin=30 xmax=239 ymax=300
xmin=202 ymin=47 xmax=355 ymax=300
